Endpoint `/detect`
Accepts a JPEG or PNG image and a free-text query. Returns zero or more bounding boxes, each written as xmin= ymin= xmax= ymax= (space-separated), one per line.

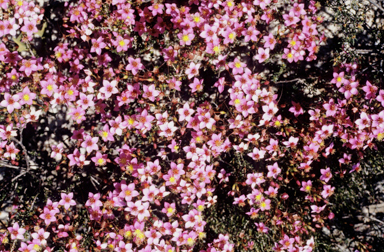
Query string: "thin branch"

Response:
xmin=11 ymin=137 xmax=30 ymax=171
xmin=367 ymin=0 xmax=384 ymax=13
xmin=11 ymin=170 xmax=28 ymax=182
xmin=0 ymin=161 xmax=24 ymax=170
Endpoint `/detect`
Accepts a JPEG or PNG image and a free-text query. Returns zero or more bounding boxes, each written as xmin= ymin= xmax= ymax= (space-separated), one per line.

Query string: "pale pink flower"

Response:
xmin=185 ymin=62 xmax=201 ymax=79
xmin=255 ymin=47 xmax=270 ymax=63
xmin=1 ymin=93 xmax=20 ymax=113
xmin=39 ymin=207 xmax=57 ymax=226
xmin=81 ymin=135 xmax=99 ymax=153
xmin=8 ymin=222 xmax=26 ymax=240
xmin=126 ymin=57 xmax=144 ymax=75
xmin=59 ymin=192 xmax=76 ymax=210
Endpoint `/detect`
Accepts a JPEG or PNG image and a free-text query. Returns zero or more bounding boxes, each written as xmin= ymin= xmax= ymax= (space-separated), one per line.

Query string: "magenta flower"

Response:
xmin=59 ymin=192 xmax=76 ymax=210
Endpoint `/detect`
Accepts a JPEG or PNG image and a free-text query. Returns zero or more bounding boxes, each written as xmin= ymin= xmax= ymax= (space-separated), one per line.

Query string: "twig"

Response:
xmin=369 ymin=215 xmax=384 ymax=225
xmin=11 ymin=170 xmax=28 ymax=182
xmin=0 ymin=161 xmax=23 ymax=170
xmin=11 ymin=137 xmax=30 ymax=171
xmin=274 ymin=78 xmax=303 ymax=84
xmin=367 ymin=0 xmax=384 ymax=13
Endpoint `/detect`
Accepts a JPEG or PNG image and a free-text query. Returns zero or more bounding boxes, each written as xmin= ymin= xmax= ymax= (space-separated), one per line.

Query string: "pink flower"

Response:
xmin=178 ymin=103 xmax=195 ymax=122
xmin=330 ymin=72 xmax=345 ymax=87
xmin=255 ymin=47 xmax=270 ymax=63
xmin=263 ymin=33 xmax=276 ymax=50
xmin=19 ymin=87 xmax=36 ymax=106
xmin=39 ymin=207 xmax=57 ymax=226
xmin=178 ymin=31 xmax=195 ymax=46
xmin=248 ymin=147 xmax=266 ymax=161
xmin=142 ymin=84 xmax=160 ymax=102
xmin=91 ymin=152 xmax=108 ymax=166
xmin=362 ymin=80 xmax=377 ymax=99
xmin=283 ymin=12 xmax=300 ymax=27
xmin=355 ymin=112 xmax=371 ymax=130
xmin=254 ymin=0 xmax=271 ymax=9
xmin=185 ymin=62 xmax=201 ymax=79
xmin=31 ymin=228 xmax=50 ymax=246
xmin=189 ymin=78 xmax=204 ymax=93
xmin=259 ymin=198 xmax=271 ymax=211
xmin=1 ymin=93 xmax=20 ymax=113
xmin=59 ymin=192 xmax=76 ymax=210
xmin=320 ymin=167 xmax=332 ymax=183
xmin=228 ymin=58 xmax=246 ymax=75
xmin=69 ymin=107 xmax=86 ymax=124
xmin=51 ymin=143 xmax=64 ymax=160
xmin=222 ymin=28 xmax=236 ymax=44
xmin=81 ymin=135 xmax=99 ymax=153
xmin=289 ymin=101 xmax=304 ymax=117
xmin=126 ymin=57 xmax=144 ymax=75
xmin=148 ymin=3 xmax=164 ymax=16
xmin=267 ymin=162 xmax=281 ymax=179
xmin=321 ymin=185 xmax=335 ymax=198
xmin=242 ymin=26 xmax=260 ymax=42
xmin=300 ymin=180 xmax=312 ymax=193
xmin=255 ymin=222 xmax=269 ymax=233
xmin=91 ymin=37 xmax=106 ymax=55
xmin=114 ymin=36 xmax=131 ymax=52
xmin=99 ymin=80 xmax=119 ymax=99
xmin=162 ymin=202 xmax=176 ymax=217
xmin=166 ymin=77 xmax=182 ymax=91
xmin=339 ymin=78 xmax=359 ymax=99
xmin=4 ymin=142 xmax=19 ymax=160
xmin=8 ymin=222 xmax=26 ymax=240
xmin=120 ymin=182 xmax=139 ymax=202
xmin=214 ymin=77 xmax=225 ymax=93
xmin=20 ymin=19 xmax=38 ymax=38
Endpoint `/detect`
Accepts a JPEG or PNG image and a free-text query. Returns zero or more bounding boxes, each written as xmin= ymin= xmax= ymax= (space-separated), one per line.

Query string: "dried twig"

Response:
xmin=367 ymin=0 xmax=384 ymax=13
xmin=0 ymin=161 xmax=23 ymax=170
xmin=11 ymin=137 xmax=30 ymax=171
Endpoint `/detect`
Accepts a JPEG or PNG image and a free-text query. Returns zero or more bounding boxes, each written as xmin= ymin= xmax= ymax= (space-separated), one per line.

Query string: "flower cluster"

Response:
xmin=0 ymin=0 xmax=379 ymax=251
